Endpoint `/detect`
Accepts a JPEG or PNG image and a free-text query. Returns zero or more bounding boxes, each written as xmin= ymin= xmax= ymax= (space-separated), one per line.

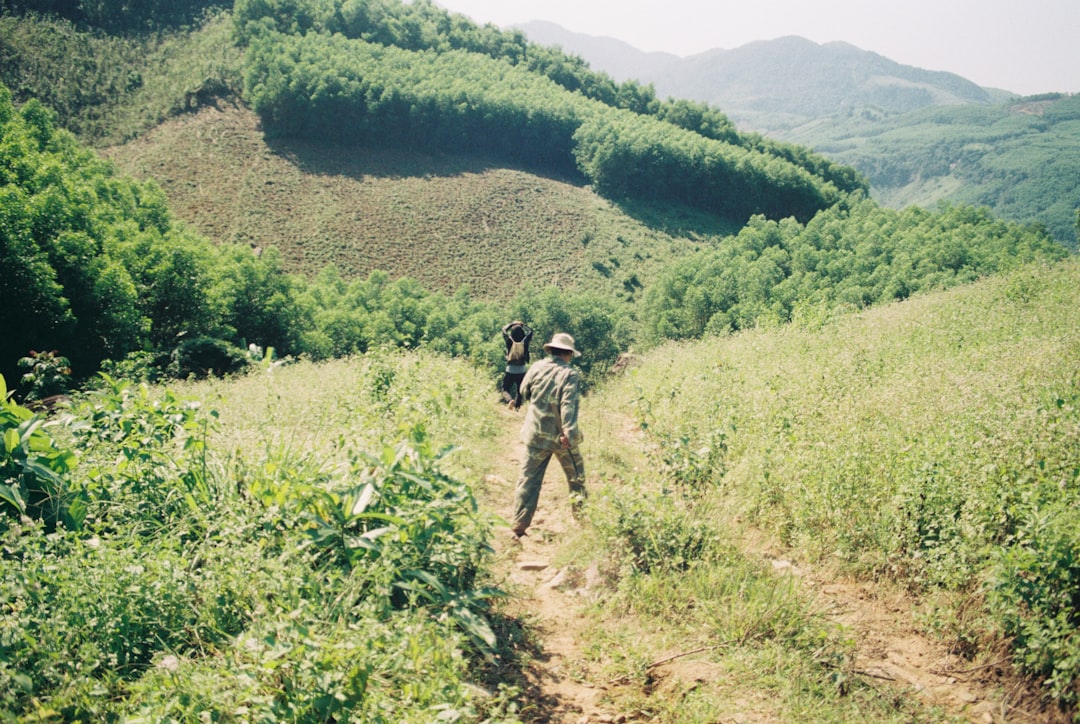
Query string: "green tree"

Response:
xmin=211 ymin=245 xmax=306 ymax=354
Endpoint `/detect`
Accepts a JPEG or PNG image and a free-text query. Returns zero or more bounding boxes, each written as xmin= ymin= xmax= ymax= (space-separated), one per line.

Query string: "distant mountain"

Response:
xmin=516 ymin=21 xmax=1078 ymax=250
xmin=515 ymin=22 xmax=1009 ymax=132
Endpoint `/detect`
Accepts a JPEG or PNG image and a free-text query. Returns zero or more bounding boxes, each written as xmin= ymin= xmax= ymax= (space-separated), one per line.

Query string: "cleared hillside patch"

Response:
xmin=103 ymin=103 xmax=725 ymax=303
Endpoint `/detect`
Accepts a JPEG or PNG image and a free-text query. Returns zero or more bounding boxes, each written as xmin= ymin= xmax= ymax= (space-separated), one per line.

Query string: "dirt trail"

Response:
xmin=486 ymin=404 xmax=612 ymax=723
xmin=483 ymin=404 xmax=1048 ymax=723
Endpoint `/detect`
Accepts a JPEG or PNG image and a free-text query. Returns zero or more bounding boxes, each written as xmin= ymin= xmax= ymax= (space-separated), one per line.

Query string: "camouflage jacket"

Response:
xmin=518 ymin=356 xmax=583 ymax=450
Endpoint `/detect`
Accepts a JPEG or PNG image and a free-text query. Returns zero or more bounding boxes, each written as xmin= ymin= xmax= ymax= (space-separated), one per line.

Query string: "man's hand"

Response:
xmin=559 ymin=432 xmax=570 ymax=448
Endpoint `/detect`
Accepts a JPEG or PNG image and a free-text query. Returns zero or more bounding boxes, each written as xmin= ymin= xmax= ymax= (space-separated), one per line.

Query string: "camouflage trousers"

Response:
xmin=512 ymin=443 xmax=586 ymax=534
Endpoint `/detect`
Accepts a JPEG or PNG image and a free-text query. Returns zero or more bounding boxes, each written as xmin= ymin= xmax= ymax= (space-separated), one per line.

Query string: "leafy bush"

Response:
xmin=250 ymin=426 xmax=500 ymax=652
xmin=16 ymin=349 xmax=71 ymax=400
xmin=641 ymin=198 xmax=1067 ymax=341
xmin=68 ymin=374 xmax=221 ymax=537
xmin=0 ymin=353 xmax=516 ymax=719
xmin=169 ymin=336 xmax=249 ymax=379
xmin=0 ymin=374 xmax=80 ymax=530
xmin=989 ymin=503 xmax=1080 ymax=707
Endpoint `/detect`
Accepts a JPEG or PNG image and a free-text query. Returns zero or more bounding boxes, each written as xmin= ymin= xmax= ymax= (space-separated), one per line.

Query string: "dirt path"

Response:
xmin=486 ymin=404 xmax=612 ymax=723
xmin=483 ymin=404 xmax=1049 ymax=723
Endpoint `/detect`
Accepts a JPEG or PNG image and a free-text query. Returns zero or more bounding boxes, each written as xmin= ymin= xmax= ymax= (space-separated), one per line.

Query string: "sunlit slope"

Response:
xmin=104 ymin=103 xmax=732 ymax=302
xmin=603 ymin=257 xmax=1080 ymax=703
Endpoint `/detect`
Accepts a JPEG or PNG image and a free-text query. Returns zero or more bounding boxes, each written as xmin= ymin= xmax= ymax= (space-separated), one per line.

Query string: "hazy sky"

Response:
xmin=434 ymin=0 xmax=1080 ymax=95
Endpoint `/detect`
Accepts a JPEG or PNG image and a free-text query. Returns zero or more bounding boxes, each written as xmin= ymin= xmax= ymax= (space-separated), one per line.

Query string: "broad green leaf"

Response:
xmin=0 ymin=483 xmax=27 ymax=514
xmin=454 ymin=605 xmax=497 ymax=649
xmin=63 ymin=494 xmax=87 ymax=530
xmin=3 ymin=428 xmax=19 ymax=454
xmin=401 ymin=569 xmax=446 ymax=595
xmin=19 ymin=418 xmax=43 ymax=442
xmin=354 ymin=511 xmax=406 ymax=527
xmin=360 ymin=526 xmax=390 ymax=540
xmin=22 ymin=459 xmax=64 ymax=486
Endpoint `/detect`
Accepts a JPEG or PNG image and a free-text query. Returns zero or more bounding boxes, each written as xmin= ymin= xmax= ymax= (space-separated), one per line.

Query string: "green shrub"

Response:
xmin=249 ymin=425 xmax=500 ymax=653
xmin=169 ymin=336 xmax=249 ymax=379
xmin=989 ymin=503 xmax=1080 ymax=707
xmin=593 ymin=487 xmax=720 ymax=576
xmin=16 ymin=350 xmax=72 ymax=401
xmin=0 ymin=374 xmax=80 ymax=531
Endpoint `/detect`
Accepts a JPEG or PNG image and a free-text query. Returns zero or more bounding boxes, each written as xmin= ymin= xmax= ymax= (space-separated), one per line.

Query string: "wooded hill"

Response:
xmin=0 ymin=0 xmax=1070 ymax=392
xmin=784 ymin=94 xmax=1080 ymax=248
xmin=516 ymin=23 xmax=1080 ymax=250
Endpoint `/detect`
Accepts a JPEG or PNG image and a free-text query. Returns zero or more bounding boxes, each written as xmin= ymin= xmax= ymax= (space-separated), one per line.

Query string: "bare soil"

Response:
xmin=481 ymin=403 xmax=1061 ymax=723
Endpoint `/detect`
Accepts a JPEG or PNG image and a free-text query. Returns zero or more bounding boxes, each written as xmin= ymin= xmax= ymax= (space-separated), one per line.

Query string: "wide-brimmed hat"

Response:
xmin=543 ymin=332 xmax=581 ymax=358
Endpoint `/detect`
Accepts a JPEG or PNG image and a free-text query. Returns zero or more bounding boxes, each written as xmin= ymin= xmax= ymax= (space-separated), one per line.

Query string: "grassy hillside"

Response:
xmin=600 ymin=257 xmax=1080 ymax=714
xmin=0 ymin=9 xmax=242 ymax=145
xmin=102 ymin=103 xmax=732 ymax=303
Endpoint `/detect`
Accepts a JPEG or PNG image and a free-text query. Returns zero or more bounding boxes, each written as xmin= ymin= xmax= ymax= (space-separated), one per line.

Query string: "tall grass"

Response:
xmin=601 ymin=258 xmax=1080 ymax=710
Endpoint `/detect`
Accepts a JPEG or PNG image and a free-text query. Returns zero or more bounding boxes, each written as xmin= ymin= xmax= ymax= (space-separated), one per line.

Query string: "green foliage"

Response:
xmin=169 ymin=336 xmax=249 ymax=379
xmin=641 ymin=197 xmax=1068 ymax=341
xmin=252 ymin=427 xmax=500 ymax=652
xmin=573 ymin=109 xmax=840 ymax=223
xmin=0 ymin=82 xmax=319 ymax=383
xmin=236 ymin=0 xmax=855 ymax=221
xmin=210 ymin=244 xmax=306 ymax=355
xmin=16 ymin=349 xmax=71 ymax=400
xmin=241 ymin=30 xmax=586 ymax=173
xmin=67 ymin=374 xmax=222 ymax=539
xmin=0 ymin=374 xmax=80 ymax=530
xmin=1 ymin=0 xmax=229 ymax=32
xmin=501 ymin=286 xmax=622 ymax=380
xmin=592 ymin=487 xmax=720 ymax=576
xmin=989 ymin=503 xmax=1080 ymax=707
xmin=791 ymin=94 xmax=1080 ymax=249
xmin=231 ymin=0 xmax=866 ymax=203
xmin=0 ymin=77 xmax=634 ymax=383
xmin=0 ymin=353 xmax=516 ymax=719
xmin=0 ymin=11 xmax=242 ymax=144
xmin=0 ymin=85 xmax=167 ymax=380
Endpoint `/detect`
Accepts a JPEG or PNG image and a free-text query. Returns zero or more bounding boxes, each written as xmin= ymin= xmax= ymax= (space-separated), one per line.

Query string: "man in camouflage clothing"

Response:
xmin=509 ymin=332 xmax=586 ymax=538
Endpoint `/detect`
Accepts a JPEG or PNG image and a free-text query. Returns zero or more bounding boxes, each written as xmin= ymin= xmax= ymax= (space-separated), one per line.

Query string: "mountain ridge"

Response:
xmin=515 ymin=21 xmax=1006 ymax=130
xmin=514 ymin=20 xmax=1078 ymax=249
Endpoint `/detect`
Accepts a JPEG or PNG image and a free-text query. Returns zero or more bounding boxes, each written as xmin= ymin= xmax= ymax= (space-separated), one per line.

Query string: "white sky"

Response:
xmin=434 ymin=0 xmax=1080 ymax=95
